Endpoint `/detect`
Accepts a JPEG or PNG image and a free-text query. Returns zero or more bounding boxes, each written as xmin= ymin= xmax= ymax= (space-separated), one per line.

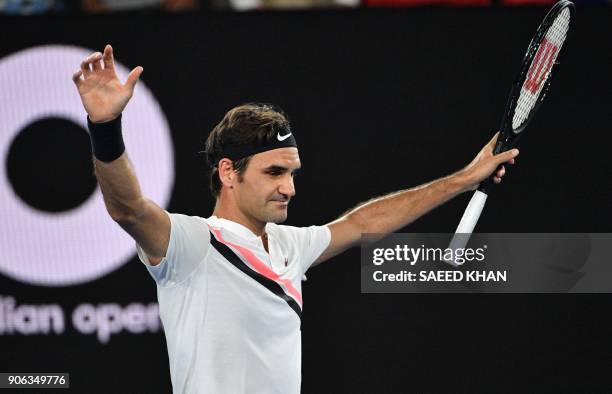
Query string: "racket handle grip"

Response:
xmin=455 ymin=190 xmax=488 ymax=234
xmin=446 ymin=190 xmax=488 ymax=266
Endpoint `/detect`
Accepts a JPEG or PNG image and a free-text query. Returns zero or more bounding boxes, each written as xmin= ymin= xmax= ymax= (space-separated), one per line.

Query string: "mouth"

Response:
xmin=271 ymin=200 xmax=289 ymax=207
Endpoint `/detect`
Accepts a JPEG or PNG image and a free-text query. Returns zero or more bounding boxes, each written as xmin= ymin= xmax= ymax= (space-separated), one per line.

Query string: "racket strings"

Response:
xmin=512 ymin=7 xmax=571 ymax=131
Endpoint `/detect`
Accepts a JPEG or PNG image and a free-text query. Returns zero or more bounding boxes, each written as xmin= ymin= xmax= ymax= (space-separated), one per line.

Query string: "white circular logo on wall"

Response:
xmin=0 ymin=45 xmax=175 ymax=286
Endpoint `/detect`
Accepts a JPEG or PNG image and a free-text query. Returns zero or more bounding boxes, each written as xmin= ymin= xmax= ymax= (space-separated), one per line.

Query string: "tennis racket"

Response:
xmin=447 ymin=0 xmax=575 ymax=265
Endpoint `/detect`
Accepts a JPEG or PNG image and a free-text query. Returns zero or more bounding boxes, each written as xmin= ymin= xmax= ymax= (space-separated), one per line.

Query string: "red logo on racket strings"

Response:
xmin=524 ymin=38 xmax=558 ymax=94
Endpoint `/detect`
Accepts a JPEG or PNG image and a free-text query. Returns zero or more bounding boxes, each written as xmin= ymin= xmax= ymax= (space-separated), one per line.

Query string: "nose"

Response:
xmin=278 ymin=175 xmax=296 ymax=199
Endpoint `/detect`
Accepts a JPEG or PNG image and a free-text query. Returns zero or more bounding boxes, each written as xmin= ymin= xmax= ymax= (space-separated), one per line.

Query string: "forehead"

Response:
xmin=249 ymin=147 xmax=301 ymax=169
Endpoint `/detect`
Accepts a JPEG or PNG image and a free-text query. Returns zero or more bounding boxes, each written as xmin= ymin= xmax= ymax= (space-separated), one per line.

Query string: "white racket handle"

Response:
xmin=455 ymin=190 xmax=488 ymax=234
xmin=446 ymin=190 xmax=488 ymax=266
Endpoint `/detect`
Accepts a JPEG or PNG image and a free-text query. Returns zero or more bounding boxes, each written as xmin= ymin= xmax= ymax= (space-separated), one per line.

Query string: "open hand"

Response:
xmin=72 ymin=44 xmax=143 ymax=123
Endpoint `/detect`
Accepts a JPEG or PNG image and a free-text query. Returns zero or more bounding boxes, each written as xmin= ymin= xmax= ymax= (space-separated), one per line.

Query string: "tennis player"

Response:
xmin=72 ymin=45 xmax=518 ymax=394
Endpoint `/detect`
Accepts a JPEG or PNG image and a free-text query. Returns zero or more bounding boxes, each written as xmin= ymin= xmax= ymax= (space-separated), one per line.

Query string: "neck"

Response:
xmin=212 ymin=200 xmax=266 ymax=237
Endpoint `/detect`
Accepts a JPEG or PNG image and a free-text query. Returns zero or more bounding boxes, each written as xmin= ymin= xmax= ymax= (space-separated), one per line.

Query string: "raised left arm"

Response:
xmin=313 ymin=132 xmax=519 ymax=266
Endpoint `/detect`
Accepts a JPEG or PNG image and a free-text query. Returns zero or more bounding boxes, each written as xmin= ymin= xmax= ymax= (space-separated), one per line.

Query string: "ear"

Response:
xmin=218 ymin=158 xmax=236 ymax=189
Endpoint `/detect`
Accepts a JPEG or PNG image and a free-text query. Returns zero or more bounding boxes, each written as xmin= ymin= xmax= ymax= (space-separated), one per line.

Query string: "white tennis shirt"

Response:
xmin=136 ymin=212 xmax=331 ymax=394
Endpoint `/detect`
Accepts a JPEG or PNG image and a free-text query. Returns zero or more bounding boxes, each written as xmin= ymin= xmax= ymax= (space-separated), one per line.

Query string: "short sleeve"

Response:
xmin=136 ymin=212 xmax=211 ymax=287
xmin=283 ymin=225 xmax=331 ymax=276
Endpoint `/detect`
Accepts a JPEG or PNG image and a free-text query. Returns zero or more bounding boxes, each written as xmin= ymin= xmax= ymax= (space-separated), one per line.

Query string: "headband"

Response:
xmin=205 ymin=126 xmax=297 ymax=168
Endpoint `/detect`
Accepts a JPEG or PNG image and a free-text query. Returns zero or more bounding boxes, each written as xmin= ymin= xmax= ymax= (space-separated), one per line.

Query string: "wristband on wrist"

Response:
xmin=87 ymin=114 xmax=126 ymax=162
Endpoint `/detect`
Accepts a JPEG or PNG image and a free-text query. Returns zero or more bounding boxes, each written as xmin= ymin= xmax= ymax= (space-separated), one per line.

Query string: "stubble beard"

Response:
xmin=261 ymin=202 xmax=289 ymax=224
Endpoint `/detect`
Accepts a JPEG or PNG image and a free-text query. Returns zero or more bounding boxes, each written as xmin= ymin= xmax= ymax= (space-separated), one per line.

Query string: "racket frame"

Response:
xmin=480 ymin=0 xmax=575 ymax=194
xmin=447 ymin=1 xmax=575 ymax=265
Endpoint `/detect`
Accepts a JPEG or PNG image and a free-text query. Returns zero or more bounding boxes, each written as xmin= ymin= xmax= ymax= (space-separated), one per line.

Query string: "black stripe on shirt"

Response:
xmin=209 ymin=231 xmax=302 ymax=321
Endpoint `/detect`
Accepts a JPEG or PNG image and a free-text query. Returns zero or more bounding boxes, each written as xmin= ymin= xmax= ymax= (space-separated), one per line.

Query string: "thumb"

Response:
xmin=125 ymin=66 xmax=143 ymax=92
xmin=494 ymin=148 xmax=519 ymax=164
xmin=487 ymin=131 xmax=500 ymax=149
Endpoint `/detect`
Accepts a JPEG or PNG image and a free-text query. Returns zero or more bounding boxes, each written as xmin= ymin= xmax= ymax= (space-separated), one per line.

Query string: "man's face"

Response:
xmin=233 ymin=147 xmax=301 ymax=225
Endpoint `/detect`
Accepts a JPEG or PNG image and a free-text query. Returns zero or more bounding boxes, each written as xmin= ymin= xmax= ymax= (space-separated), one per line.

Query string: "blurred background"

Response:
xmin=1 ymin=1 xmax=611 ymax=393
xmin=1 ymin=0 xmax=612 ymax=13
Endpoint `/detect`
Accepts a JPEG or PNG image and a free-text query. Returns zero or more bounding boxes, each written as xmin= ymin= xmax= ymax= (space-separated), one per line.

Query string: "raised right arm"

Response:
xmin=72 ymin=44 xmax=169 ymax=265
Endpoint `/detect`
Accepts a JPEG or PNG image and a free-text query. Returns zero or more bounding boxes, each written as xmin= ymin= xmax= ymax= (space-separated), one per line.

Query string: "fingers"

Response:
xmin=102 ymin=44 xmax=115 ymax=71
xmin=493 ymin=165 xmax=504 ymax=183
xmin=124 ymin=66 xmax=144 ymax=92
xmin=490 ymin=149 xmax=518 ymax=184
xmin=80 ymin=57 xmax=92 ymax=75
xmin=80 ymin=52 xmax=103 ymax=76
xmin=72 ymin=69 xmax=83 ymax=87
xmin=489 ymin=164 xmax=505 ymax=184
xmin=91 ymin=55 xmax=103 ymax=71
xmin=495 ymin=148 xmax=519 ymax=164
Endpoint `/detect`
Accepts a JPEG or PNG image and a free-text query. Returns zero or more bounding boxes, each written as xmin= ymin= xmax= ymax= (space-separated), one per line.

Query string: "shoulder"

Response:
xmin=268 ymin=223 xmax=332 ymax=272
xmin=266 ymin=222 xmax=302 ymax=239
xmin=267 ymin=223 xmax=331 ymax=245
xmin=169 ymin=212 xmax=211 ymax=227
xmin=166 ymin=212 xmax=213 ymax=239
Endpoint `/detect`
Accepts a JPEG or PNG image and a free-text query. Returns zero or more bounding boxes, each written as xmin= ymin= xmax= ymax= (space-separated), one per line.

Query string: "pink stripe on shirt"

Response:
xmin=211 ymin=228 xmax=303 ymax=307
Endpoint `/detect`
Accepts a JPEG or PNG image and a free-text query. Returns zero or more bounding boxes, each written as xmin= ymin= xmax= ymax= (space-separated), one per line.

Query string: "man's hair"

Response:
xmin=204 ymin=103 xmax=290 ymax=198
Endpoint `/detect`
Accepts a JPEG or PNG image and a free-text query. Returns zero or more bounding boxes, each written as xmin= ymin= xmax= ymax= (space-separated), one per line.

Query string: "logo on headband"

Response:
xmin=277 ymin=131 xmax=293 ymax=142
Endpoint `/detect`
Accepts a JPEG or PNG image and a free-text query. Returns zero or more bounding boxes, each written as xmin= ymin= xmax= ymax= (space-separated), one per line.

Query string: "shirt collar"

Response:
xmin=208 ymin=215 xmax=268 ymax=241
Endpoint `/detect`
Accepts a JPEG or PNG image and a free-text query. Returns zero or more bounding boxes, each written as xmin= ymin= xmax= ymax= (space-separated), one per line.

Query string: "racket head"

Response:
xmin=494 ymin=0 xmax=575 ymax=154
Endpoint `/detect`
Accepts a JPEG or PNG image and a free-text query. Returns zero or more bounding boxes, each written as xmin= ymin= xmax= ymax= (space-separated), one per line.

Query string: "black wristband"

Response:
xmin=87 ymin=115 xmax=126 ymax=162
